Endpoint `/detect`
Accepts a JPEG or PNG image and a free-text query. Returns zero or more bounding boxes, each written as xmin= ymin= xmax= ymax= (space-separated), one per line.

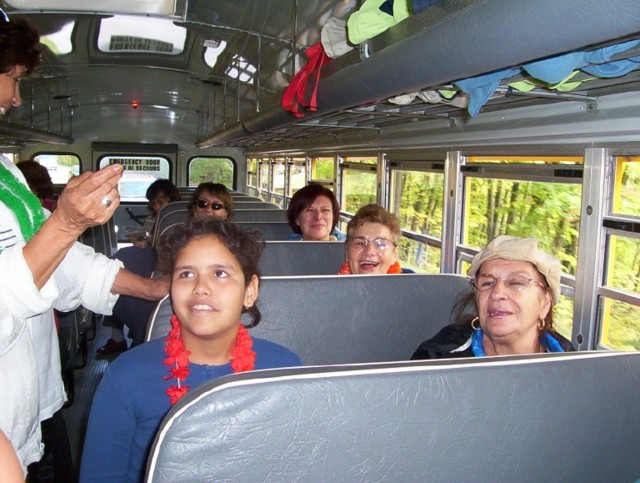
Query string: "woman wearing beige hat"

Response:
xmin=411 ymin=235 xmax=574 ymax=359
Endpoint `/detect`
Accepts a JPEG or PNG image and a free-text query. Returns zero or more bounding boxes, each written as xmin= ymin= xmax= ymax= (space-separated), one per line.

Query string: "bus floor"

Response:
xmin=62 ymin=316 xmax=123 ymax=470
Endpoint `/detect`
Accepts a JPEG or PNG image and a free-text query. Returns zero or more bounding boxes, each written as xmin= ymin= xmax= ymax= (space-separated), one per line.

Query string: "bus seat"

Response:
xmin=145 ymin=351 xmax=640 ymax=482
xmin=259 ymin=241 xmax=344 ymax=276
xmin=233 ymin=209 xmax=288 ymax=222
xmin=152 ymin=202 xmax=189 ymax=242
xmin=146 ymin=274 xmax=471 ymax=365
xmin=144 ymin=294 xmax=171 ymax=343
xmin=233 ymin=200 xmax=281 ymax=209
xmin=80 ymin=217 xmax=117 ymax=257
xmin=152 ymin=210 xmax=189 ymax=247
xmin=153 ymin=204 xmax=286 ymax=244
xmin=234 ymin=222 xmax=293 ymax=240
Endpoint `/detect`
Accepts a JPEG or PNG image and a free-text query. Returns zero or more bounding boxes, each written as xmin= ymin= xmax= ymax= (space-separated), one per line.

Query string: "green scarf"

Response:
xmin=0 ymin=161 xmax=46 ymax=242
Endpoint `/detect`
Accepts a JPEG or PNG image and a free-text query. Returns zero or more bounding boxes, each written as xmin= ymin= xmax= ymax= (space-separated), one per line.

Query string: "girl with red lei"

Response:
xmin=81 ymin=219 xmax=301 ymax=482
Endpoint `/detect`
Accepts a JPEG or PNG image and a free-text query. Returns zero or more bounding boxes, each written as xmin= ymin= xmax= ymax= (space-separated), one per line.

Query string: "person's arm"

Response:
xmin=0 ymin=430 xmax=24 ymax=483
xmin=23 ymin=164 xmax=123 ymax=289
xmin=111 ymin=270 xmax=170 ymax=301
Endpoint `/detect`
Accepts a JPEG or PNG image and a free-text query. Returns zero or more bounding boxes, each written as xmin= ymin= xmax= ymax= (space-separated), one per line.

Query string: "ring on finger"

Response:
xmin=102 ymin=196 xmax=113 ymax=208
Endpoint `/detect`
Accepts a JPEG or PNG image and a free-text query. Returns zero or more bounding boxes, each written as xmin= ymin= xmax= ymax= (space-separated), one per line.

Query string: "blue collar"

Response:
xmin=471 ymin=328 xmax=564 ymax=357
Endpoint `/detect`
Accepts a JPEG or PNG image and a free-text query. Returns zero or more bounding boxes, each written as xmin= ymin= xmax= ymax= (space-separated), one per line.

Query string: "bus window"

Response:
xmin=602 ymin=235 xmax=640 ymax=350
xmin=390 ymin=166 xmax=444 ymax=274
xmin=311 ymin=157 xmax=334 ymax=181
xmin=99 ymin=155 xmax=170 ymax=201
xmin=600 ymin=156 xmax=640 ymax=351
xmin=612 ymin=156 xmax=640 ymax=217
xmin=463 ymin=161 xmax=582 ymax=275
xmin=271 ymin=159 xmax=286 ymax=207
xmin=258 ymin=158 xmax=270 ymax=195
xmin=247 ymin=158 xmax=258 ymax=191
xmin=33 ymin=153 xmax=81 ymax=184
xmin=40 ymin=21 xmax=74 ymax=55
xmin=340 ymin=157 xmax=377 ymax=214
xmin=288 ymin=158 xmax=307 ymax=197
xmin=188 ymin=157 xmax=234 ymax=188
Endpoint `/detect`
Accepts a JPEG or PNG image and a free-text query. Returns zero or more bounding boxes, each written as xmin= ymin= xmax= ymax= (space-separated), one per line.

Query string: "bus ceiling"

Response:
xmin=1 ymin=0 xmax=639 ymax=150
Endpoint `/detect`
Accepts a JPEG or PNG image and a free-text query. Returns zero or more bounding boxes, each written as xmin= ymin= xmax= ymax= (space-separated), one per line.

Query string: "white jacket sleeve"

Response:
xmin=53 ymin=241 xmax=123 ymax=314
xmin=0 ymin=242 xmax=60 ymax=356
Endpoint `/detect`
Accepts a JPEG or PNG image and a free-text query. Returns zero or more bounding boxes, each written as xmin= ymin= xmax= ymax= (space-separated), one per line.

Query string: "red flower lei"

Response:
xmin=338 ymin=261 xmax=402 ymax=275
xmin=163 ymin=314 xmax=256 ymax=405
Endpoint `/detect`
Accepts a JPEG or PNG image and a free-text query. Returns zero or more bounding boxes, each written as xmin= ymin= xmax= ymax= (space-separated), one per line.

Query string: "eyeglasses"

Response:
xmin=347 ymin=236 xmax=397 ymax=251
xmin=196 ymin=199 xmax=225 ymax=211
xmin=470 ymin=273 xmax=547 ymax=294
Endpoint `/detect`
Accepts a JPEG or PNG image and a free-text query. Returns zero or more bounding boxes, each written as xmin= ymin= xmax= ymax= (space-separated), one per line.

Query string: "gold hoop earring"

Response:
xmin=471 ymin=317 xmax=480 ymax=331
xmin=538 ymin=318 xmax=545 ymax=330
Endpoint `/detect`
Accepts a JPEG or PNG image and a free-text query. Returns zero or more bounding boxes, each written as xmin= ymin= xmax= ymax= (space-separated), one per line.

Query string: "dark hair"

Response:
xmin=188 ymin=182 xmax=234 ymax=218
xmin=0 ymin=18 xmax=42 ymax=75
xmin=346 ymin=204 xmax=401 ymax=240
xmin=453 ymin=274 xmax=556 ymax=334
xmin=159 ymin=218 xmax=264 ymax=327
xmin=16 ymin=160 xmax=53 ymax=199
xmin=287 ymin=184 xmax=340 ymax=235
xmin=146 ymin=179 xmax=180 ymax=203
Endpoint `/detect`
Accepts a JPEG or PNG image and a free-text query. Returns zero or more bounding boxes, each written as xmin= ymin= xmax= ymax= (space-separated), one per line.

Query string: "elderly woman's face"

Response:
xmin=0 ymin=66 xmax=25 ymax=114
xmin=346 ymin=222 xmax=398 ymax=274
xmin=296 ymin=195 xmax=334 ymax=241
xmin=475 ymin=259 xmax=552 ymax=345
xmin=194 ymin=192 xmax=228 ymax=220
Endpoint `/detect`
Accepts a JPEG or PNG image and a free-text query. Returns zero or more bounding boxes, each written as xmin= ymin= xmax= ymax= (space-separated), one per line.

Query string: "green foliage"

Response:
xmin=342 ymin=169 xmax=376 ymax=213
xmin=189 ymin=158 xmax=233 ymax=187
xmin=393 ymin=171 xmax=445 ymax=273
xmin=313 ymin=159 xmax=334 ymax=180
xmin=605 ymin=300 xmax=640 ymax=351
xmin=619 ymin=161 xmax=640 ymax=216
xmin=466 ymin=178 xmax=581 ymax=275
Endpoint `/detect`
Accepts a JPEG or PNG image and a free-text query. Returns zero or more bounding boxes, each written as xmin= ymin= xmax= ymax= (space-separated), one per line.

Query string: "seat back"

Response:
xmin=146 ymin=351 xmax=640 ymax=483
xmin=259 ymin=241 xmax=344 ymax=276
xmin=232 ymin=209 xmax=288 ymax=222
xmin=146 ymin=274 xmax=471 ymax=365
xmin=234 ymin=222 xmax=293 ymax=240
xmin=152 ymin=202 xmax=189 ymax=242
xmin=233 ymin=201 xmax=281 ymax=210
xmin=80 ymin=217 xmax=117 ymax=257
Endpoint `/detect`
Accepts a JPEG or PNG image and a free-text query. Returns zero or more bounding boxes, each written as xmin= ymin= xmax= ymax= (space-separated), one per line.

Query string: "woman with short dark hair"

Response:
xmin=188 ymin=182 xmax=233 ymax=219
xmin=286 ymin=183 xmax=345 ymax=241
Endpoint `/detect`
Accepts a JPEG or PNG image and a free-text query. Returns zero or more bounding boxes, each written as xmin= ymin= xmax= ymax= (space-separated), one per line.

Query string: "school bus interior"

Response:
xmin=1 ymin=0 xmax=640 ymax=481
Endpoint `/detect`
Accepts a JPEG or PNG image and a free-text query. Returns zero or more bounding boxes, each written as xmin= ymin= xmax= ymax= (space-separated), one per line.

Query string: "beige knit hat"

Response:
xmin=468 ymin=235 xmax=561 ymax=304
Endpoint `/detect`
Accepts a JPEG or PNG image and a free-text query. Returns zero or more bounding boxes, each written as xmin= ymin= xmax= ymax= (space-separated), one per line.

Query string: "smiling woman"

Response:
xmin=339 ymin=204 xmax=409 ymax=275
xmin=286 ymin=183 xmax=344 ymax=241
xmin=411 ymin=236 xmax=575 ymax=360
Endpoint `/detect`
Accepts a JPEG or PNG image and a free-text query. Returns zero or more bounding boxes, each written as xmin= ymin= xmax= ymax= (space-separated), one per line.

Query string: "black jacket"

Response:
xmin=411 ymin=324 xmax=575 ymax=360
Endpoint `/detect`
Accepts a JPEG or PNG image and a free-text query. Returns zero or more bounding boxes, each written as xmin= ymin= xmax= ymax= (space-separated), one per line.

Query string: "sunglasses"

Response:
xmin=196 ymin=199 xmax=225 ymax=211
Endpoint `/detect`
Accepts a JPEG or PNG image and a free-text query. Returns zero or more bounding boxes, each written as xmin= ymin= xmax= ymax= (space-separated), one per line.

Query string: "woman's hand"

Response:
xmin=51 ymin=164 xmax=123 ymax=235
xmin=23 ymin=163 xmax=123 ymax=289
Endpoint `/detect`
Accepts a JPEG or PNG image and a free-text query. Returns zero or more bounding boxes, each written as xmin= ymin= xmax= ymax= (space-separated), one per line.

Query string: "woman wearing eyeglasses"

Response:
xmin=339 ymin=204 xmax=413 ymax=274
xmin=188 ymin=182 xmax=233 ymax=220
xmin=411 ymin=235 xmax=575 ymax=359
